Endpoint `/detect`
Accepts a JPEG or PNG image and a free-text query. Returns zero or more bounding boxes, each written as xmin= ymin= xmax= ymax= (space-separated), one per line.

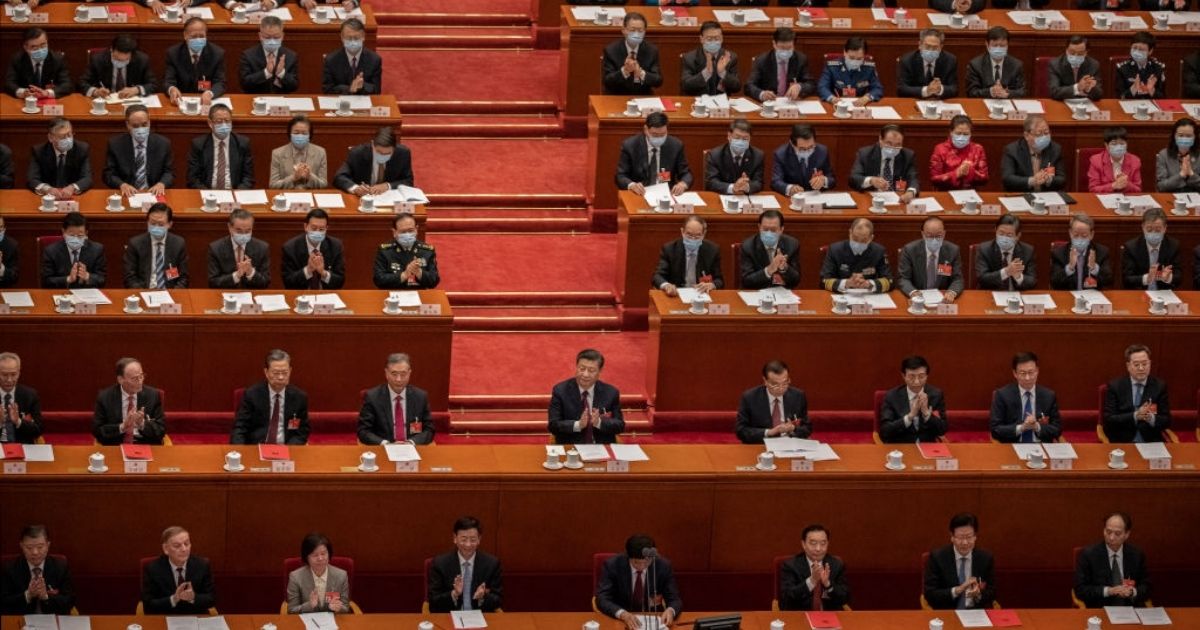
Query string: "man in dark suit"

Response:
xmin=164 ymin=18 xmax=226 ymax=104
xmin=652 ymin=215 xmax=723 ymax=297
xmin=322 ymin=19 xmax=382 ymax=95
xmin=1122 ymin=209 xmax=1180 ymax=290
xmin=356 ymin=353 xmax=435 ymax=445
xmin=965 ymin=27 xmax=1025 ymax=98
xmin=124 ymin=203 xmax=189 ymax=289
xmin=990 ymin=351 xmax=1063 ymax=443
xmin=705 ymin=118 xmax=764 ymax=194
xmin=232 ymin=349 xmax=310 ymax=445
xmin=735 ymin=360 xmax=811 ymax=444
xmin=930 ymin=0 xmax=985 ymax=11
xmin=334 ymin=127 xmax=414 ymax=196
xmin=615 ymin=112 xmax=693 ymax=196
xmin=976 ymin=215 xmax=1037 ymax=291
xmin=771 ymin=124 xmax=834 ymax=195
xmin=27 ymin=118 xmax=92 ymax=198
xmin=850 ymin=124 xmax=920 ymax=202
xmin=4 ymin=28 xmax=72 ymax=98
xmin=1102 ymin=345 xmax=1172 ymax=443
xmin=897 ymin=29 xmax=958 ymax=100
xmin=428 ymin=516 xmax=503 ymax=613
xmin=103 ymin=105 xmax=175 ymax=196
xmin=79 ymin=34 xmax=157 ymax=99
xmin=41 ymin=212 xmax=107 ymax=288
xmin=0 ymin=525 xmax=74 ymax=615
xmin=898 ymin=217 xmax=964 ymax=301
xmin=208 ymin=209 xmax=271 ymax=288
xmin=238 ymin=17 xmax=299 ymax=94
xmin=1074 ymin=512 xmax=1151 ymax=608
xmin=1184 ymin=51 xmax=1200 ymax=99
xmin=142 ymin=526 xmax=216 ymax=615
xmin=1001 ymin=115 xmax=1066 ymax=192
xmin=601 ymin=12 xmax=662 ymax=95
xmin=0 ymin=353 xmax=43 ymax=444
xmin=0 ymin=144 xmax=13 ymax=189
xmin=780 ymin=525 xmax=850 ymax=611
xmin=923 ymin=513 xmax=996 ymax=610
xmin=680 ymin=21 xmax=740 ymax=97
xmin=745 ymin=28 xmax=815 ymax=102
xmin=879 ymin=355 xmax=948 ymax=444
xmin=281 ymin=209 xmax=346 ymax=290
xmin=547 ymin=349 xmax=625 ymax=444
xmin=1050 ymin=214 xmax=1113 ymax=290
xmin=820 ymin=218 xmax=894 ymax=293
xmin=187 ymin=104 xmax=254 ymax=190
xmin=1047 ymin=36 xmax=1103 ymax=101
xmin=596 ymin=534 xmax=682 ymax=627
xmin=92 ymin=357 xmax=166 ymax=446
xmin=0 ymin=215 xmax=17 ymax=287
xmin=739 ymin=210 xmax=799 ymax=289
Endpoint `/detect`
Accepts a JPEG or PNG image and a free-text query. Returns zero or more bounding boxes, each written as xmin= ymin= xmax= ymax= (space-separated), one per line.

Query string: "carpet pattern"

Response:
xmin=404 ymin=138 xmax=586 ymax=195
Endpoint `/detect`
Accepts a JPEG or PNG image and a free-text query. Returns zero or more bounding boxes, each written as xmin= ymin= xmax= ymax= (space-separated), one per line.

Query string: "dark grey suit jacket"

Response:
xmin=989 ymin=383 xmax=1062 ymax=443
xmin=428 ymin=550 xmax=503 ymax=613
xmin=333 ymin=143 xmax=414 ymax=192
xmin=923 ymin=545 xmax=996 ymax=610
xmin=547 ymin=379 xmax=624 ymax=444
xmin=745 ymin=49 xmax=815 ymax=101
xmin=965 ymin=54 xmax=1025 ymax=98
xmin=1121 ymin=235 xmax=1181 ymax=289
xmin=1000 ymin=138 xmax=1065 ymax=192
xmin=849 ymin=144 xmax=919 ymax=192
xmin=141 ymin=554 xmax=215 ymax=614
xmin=780 ymin=554 xmax=850 ymax=611
xmin=1049 ymin=242 xmax=1112 ymax=290
xmin=0 ymin=384 xmax=43 ymax=444
xmin=27 ymin=141 xmax=92 ymax=193
xmin=322 ymin=47 xmax=382 ymax=95
xmin=4 ymin=49 xmax=72 ymax=97
xmin=896 ymin=50 xmax=958 ymax=99
xmin=79 ymin=49 xmax=158 ymax=96
xmin=615 ymin=134 xmax=692 ymax=190
xmin=680 ymin=47 xmax=741 ymax=96
xmin=187 ymin=133 xmax=254 ymax=189
xmin=975 ymin=240 xmax=1036 ymax=290
xmin=356 ymin=383 xmax=435 ymax=445
xmin=601 ymin=39 xmax=663 ymax=95
xmin=739 ymin=232 xmax=800 ymax=289
xmin=231 ymin=381 xmax=309 ymax=445
xmin=92 ymin=384 xmax=166 ymax=445
xmin=652 ymin=238 xmax=723 ymax=290
xmin=879 ymin=384 xmax=948 ymax=444
xmin=41 ymin=240 xmax=107 ymax=288
xmin=596 ymin=554 xmax=682 ymax=618
xmin=123 ymin=232 xmax=189 ymax=289
xmin=897 ymin=239 xmax=964 ymax=295
xmin=163 ymin=42 xmax=227 ymax=97
xmin=735 ymin=385 xmax=811 ymax=444
xmin=281 ymin=234 xmax=345 ymax=290
xmin=0 ymin=554 xmax=75 ymax=614
xmin=1102 ymin=375 xmax=1171 ymax=443
xmin=207 ymin=236 xmax=271 ymax=288
xmin=0 ymin=235 xmax=17 ymax=286
xmin=1047 ymin=55 xmax=1103 ymax=100
xmin=704 ymin=143 xmax=765 ymax=193
xmin=238 ymin=44 xmax=299 ymax=94
xmin=103 ymin=132 xmax=175 ymax=188
xmin=1074 ymin=542 xmax=1150 ymax=608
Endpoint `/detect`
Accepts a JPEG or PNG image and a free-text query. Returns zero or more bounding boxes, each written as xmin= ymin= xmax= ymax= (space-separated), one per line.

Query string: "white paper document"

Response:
xmin=1104 ymin=606 xmax=1140 ymax=625
xmin=284 ymin=192 xmax=315 ymax=206
xmin=801 ymin=443 xmax=841 ymax=462
xmin=737 ymin=287 xmax=800 ymax=306
xmin=871 ymin=7 xmax=891 ymax=20
xmin=57 ymin=616 xmax=92 ymax=630
xmin=1007 ymin=10 xmax=1067 ymax=25
xmin=129 ymin=193 xmax=158 ymax=207
xmin=866 ymin=106 xmax=901 ymax=119
xmin=983 ymin=99 xmax=1017 ymax=114
xmin=197 ymin=617 xmax=230 ymax=630
xmin=1011 ymin=99 xmax=1045 ymax=114
xmin=843 ymin=293 xmax=898 ymax=309
xmin=949 ymin=190 xmax=983 ymax=204
xmin=1167 ymin=11 xmax=1200 ymax=24
xmin=234 ymin=190 xmax=270 ymax=205
xmin=387 ymin=291 xmax=423 ymax=306
xmin=1135 ymin=442 xmax=1171 ymax=460
xmin=222 ymin=292 xmax=254 ymax=307
xmin=1042 ymin=443 xmax=1078 ymax=460
xmin=312 ymin=294 xmax=346 ymax=310
xmin=23 ymin=616 xmax=57 ymax=630
xmin=1064 ymin=98 xmax=1101 ymax=113
xmin=1092 ymin=12 xmax=1148 ymax=29
xmin=1119 ymin=100 xmax=1159 ymax=115
xmin=299 ymin=612 xmax=337 ymax=630
xmin=69 ymin=289 xmax=111 ymax=305
xmin=728 ymin=97 xmax=760 ymax=113
xmin=694 ymin=93 xmax=730 ymax=110
xmin=85 ymin=6 xmax=109 ymax=19
xmin=908 ymin=197 xmax=944 ymax=213
xmin=992 ymin=291 xmax=1022 ymax=307
xmin=318 ymin=95 xmax=373 ymax=110
xmin=569 ymin=6 xmax=626 ymax=21
xmin=166 ymin=618 xmax=199 ymax=630
xmin=1070 ymin=289 xmax=1111 ymax=306
xmin=642 ymin=182 xmax=673 ymax=206
xmin=1029 ymin=192 xmax=1067 ymax=205
xmin=265 ymin=6 xmax=294 ymax=20
xmin=333 ymin=7 xmax=365 ymax=20
xmin=918 ymin=289 xmax=945 ymax=305
xmin=764 ymin=436 xmax=821 ymax=455
xmin=871 ymin=191 xmax=901 ymax=206
xmin=313 ymin=193 xmax=345 ymax=208
xmin=712 ymin=8 xmax=770 ymax=23
xmin=398 ymin=185 xmax=431 ymax=204
xmin=254 ymin=295 xmax=290 ymax=312
xmin=282 ymin=97 xmax=315 ymax=112
xmin=916 ymin=100 xmax=966 ymax=116
xmin=200 ymin=190 xmax=236 ymax=204
xmin=1012 ymin=444 xmax=1046 ymax=459
xmin=451 ymin=610 xmax=487 ymax=629
xmin=999 ymin=196 xmax=1032 ymax=212
xmin=140 ymin=291 xmax=175 ymax=307
xmin=545 ymin=445 xmax=566 ymax=456
xmin=1145 ymin=290 xmax=1182 ymax=305
xmin=800 ymin=192 xmax=855 ymax=207
xmin=955 ymin=609 xmax=993 ymax=628
xmin=1184 ymin=104 xmax=1200 ymax=119
xmin=676 ymin=288 xmax=712 ymax=304
xmin=749 ymin=194 xmax=781 ymax=209
xmin=574 ymin=444 xmax=612 ymax=462
xmin=15 ymin=445 xmax=52 ymax=462
xmin=1023 ymin=294 xmax=1057 ymax=308
xmin=1136 ymin=607 xmax=1173 ymax=625
xmin=1173 ymin=192 xmax=1200 ymax=206
xmin=610 ymin=444 xmax=650 ymax=462
xmin=185 ymin=7 xmax=215 ymax=19
xmin=2 ymin=292 xmax=34 ymax=307
xmin=384 ymin=443 xmax=421 ymax=462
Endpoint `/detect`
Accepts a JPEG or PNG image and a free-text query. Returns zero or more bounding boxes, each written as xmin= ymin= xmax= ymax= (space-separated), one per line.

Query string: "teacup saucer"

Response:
xmin=1071 ymin=306 xmax=1091 ymax=315
xmin=759 ymin=111 xmax=778 ymax=119
xmin=357 ymin=464 xmax=379 ymax=472
xmin=755 ymin=462 xmax=777 ymax=471
xmin=757 ymin=306 xmax=777 ymax=315
xmin=88 ymin=465 xmax=109 ymax=473
xmin=690 ymin=111 xmax=709 ymax=118
xmin=1108 ymin=461 xmax=1129 ymax=470
xmin=223 ymin=463 xmax=244 ymax=472
xmin=22 ymin=107 xmax=39 ymax=114
xmin=885 ymin=462 xmax=906 ymax=471
xmin=542 ymin=461 xmax=564 ymax=471
xmin=1004 ymin=307 xmax=1023 ymax=315
xmin=563 ymin=460 xmax=584 ymax=470
xmin=907 ymin=306 xmax=928 ymax=316
xmin=124 ymin=306 xmax=144 ymax=315
xmin=1026 ymin=460 xmax=1047 ymax=469
xmin=334 ymin=109 xmax=354 ymax=117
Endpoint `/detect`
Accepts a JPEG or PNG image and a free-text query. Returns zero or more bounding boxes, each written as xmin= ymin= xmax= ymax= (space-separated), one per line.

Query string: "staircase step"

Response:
xmin=447 ymin=291 xmax=616 ymax=307
xmin=374 ymin=11 xmax=530 ymax=27
xmin=448 ymin=409 xmax=652 ymax=434
xmin=402 ymin=115 xmax=562 ymax=138
xmin=379 ymin=26 xmax=534 ymax=49
xmin=426 ymin=206 xmax=589 ymax=232
xmin=450 ymin=305 xmax=622 ymax=331
xmin=425 ymin=193 xmax=584 ymax=208
xmin=398 ymin=100 xmax=557 ymax=116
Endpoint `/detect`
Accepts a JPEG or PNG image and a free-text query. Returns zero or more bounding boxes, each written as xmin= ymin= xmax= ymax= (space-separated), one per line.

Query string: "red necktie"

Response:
xmin=124 ymin=395 xmax=136 ymax=443
xmin=309 ymin=248 xmax=322 ymax=289
xmin=811 ymin=562 xmax=824 ymax=610
xmin=581 ymin=390 xmax=593 ymax=443
xmin=268 ymin=393 xmax=282 ymax=444
xmin=393 ymin=393 xmax=406 ymax=441
xmin=777 ymin=60 xmax=788 ymax=95
xmin=771 ymin=398 xmax=782 ymax=427
xmin=632 ymin=569 xmax=645 ymax=610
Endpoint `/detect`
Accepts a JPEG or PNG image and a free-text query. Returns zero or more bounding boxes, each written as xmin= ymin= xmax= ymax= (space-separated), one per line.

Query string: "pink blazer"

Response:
xmin=1087 ymin=151 xmax=1142 ymax=193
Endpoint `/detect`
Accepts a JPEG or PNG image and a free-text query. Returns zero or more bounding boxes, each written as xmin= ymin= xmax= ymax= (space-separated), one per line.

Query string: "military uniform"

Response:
xmin=817 ymin=58 xmax=884 ymax=103
xmin=819 ymin=240 xmax=893 ymax=293
xmin=1114 ymin=58 xmax=1167 ymax=99
xmin=372 ymin=240 xmax=440 ymax=289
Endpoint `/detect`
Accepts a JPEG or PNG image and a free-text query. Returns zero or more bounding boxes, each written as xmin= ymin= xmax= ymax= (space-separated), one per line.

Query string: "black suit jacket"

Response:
xmin=923 ymin=545 xmax=996 ymax=610
xmin=103 ymin=132 xmax=175 ymax=188
xmin=0 ymin=384 xmax=43 ymax=444
xmin=1184 ymin=52 xmax=1200 ymax=99
xmin=1047 ymin=55 xmax=1103 ymax=101
xmin=897 ymin=239 xmax=965 ymax=295
xmin=1102 ymin=375 xmax=1171 ymax=443
xmin=849 ymin=144 xmax=920 ymax=192
xmin=4 ymin=50 xmax=72 ymax=97
xmin=547 ymin=378 xmax=625 ymax=444
xmin=780 ymin=554 xmax=849 ymax=611
xmin=739 ymin=232 xmax=800 ymax=289
xmin=705 ymin=143 xmax=765 ymax=193
xmin=428 ymin=551 xmax=503 ymax=613
xmin=879 ymin=384 xmax=948 ymax=443
xmin=0 ymin=555 xmax=75 ymax=615
xmin=602 ymin=40 xmax=663 ymax=95
xmin=92 ymin=384 xmax=167 ymax=445
xmin=0 ymin=235 xmax=17 ymax=287
xmin=163 ymin=42 xmax=227 ymax=97
xmin=680 ymin=47 xmax=741 ymax=96
xmin=333 ymin=143 xmax=414 ymax=192
xmin=989 ymin=383 xmax=1063 ymax=443
xmin=897 ymin=50 xmax=958 ymax=99
xmin=187 ymin=133 xmax=255 ymax=189
xmin=771 ymin=142 xmax=835 ymax=194
xmin=1000 ymin=138 xmax=1066 ymax=192
xmin=1074 ymin=542 xmax=1150 ymax=608
xmin=975 ymin=240 xmax=1037 ymax=290
xmin=322 ymin=47 xmax=382 ymax=95
xmin=965 ymin=54 xmax=1025 ymax=98
xmin=929 ymin=0 xmax=985 ymax=10
xmin=281 ymin=234 xmax=346 ymax=290
xmin=79 ymin=49 xmax=157 ymax=96
xmin=735 ymin=385 xmax=811 ymax=444
xmin=123 ymin=232 xmax=189 ymax=289
xmin=992 ymin=0 xmax=1050 ymax=6
xmin=596 ymin=554 xmax=683 ymax=618
xmin=207 ymin=236 xmax=271 ymax=288
xmin=238 ymin=44 xmax=300 ymax=94
xmin=1194 ymin=245 xmax=1200 ymax=290
xmin=1050 ymin=242 xmax=1113 ymax=290
xmin=231 ymin=381 xmax=309 ymax=445
xmin=1121 ymin=235 xmax=1180 ymax=289
xmin=41 ymin=240 xmax=107 ymax=288
xmin=615 ymin=134 xmax=692 ymax=190
xmin=745 ymin=50 xmax=815 ymax=101
xmin=355 ymin=384 xmax=435 ymax=445
xmin=0 ymin=143 xmax=13 ymax=189
xmin=652 ymin=239 xmax=723 ymax=290
xmin=27 ymin=141 xmax=92 ymax=193
xmin=141 ymin=554 xmax=216 ymax=615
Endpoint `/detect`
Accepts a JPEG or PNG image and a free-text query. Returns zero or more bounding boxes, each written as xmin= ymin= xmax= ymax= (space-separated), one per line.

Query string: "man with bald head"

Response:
xmin=92 ymin=356 xmax=166 ymax=445
xmin=898 ymin=216 xmax=964 ymax=302
xmin=142 ymin=526 xmax=216 ymax=614
xmin=652 ymin=215 xmax=723 ymax=297
xmin=0 ymin=353 xmax=43 ymax=444
xmin=819 ymin=218 xmax=893 ymax=293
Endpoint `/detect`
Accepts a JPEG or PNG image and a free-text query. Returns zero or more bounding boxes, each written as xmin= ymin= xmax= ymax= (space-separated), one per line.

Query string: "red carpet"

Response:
xmin=405 ymin=139 xmax=586 ymax=195
xmin=429 ymin=233 xmax=615 ymax=293
xmin=369 ymin=0 xmax=532 ymax=13
xmin=382 ymin=50 xmax=559 ymax=102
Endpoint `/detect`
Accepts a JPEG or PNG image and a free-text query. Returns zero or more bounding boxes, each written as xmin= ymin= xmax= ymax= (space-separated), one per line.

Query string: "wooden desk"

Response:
xmin=588 ymin=95 xmax=1190 ymax=209
xmin=648 ymin=289 xmax=1200 ymax=415
xmin=2 ymin=444 xmax=1198 ymax=612
xmin=0 ymin=189 xmax=426 ymax=290
xmin=0 ymin=94 xmax=402 ymax=191
xmin=0 ymin=4 xmax=377 ymax=94
xmin=616 ymin=190 xmax=1200 ymax=320
xmin=0 ymin=289 xmax=452 ymax=413
xmin=563 ymin=6 xmax=1199 ymax=131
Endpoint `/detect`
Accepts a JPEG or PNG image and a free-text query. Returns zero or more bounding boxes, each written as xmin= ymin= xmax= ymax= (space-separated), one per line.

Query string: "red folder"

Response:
xmin=661 ymin=6 xmax=689 ymax=16
xmin=1154 ymin=99 xmax=1185 ymax=113
xmin=659 ymin=98 xmax=678 ymax=112
xmin=883 ymin=7 xmax=898 ymax=17
xmin=917 ymin=442 xmax=952 ymax=459
xmin=108 ymin=4 xmax=136 ymax=16
xmin=35 ymin=96 xmax=58 ymax=106
xmin=121 ymin=444 xmax=152 ymax=460
xmin=802 ymin=8 xmax=829 ymax=18
xmin=2 ymin=444 xmax=25 ymax=460
xmin=258 ymin=444 xmax=291 ymax=460
xmin=986 ymin=609 xmax=1022 ymax=627
xmin=805 ymin=611 xmax=841 ymax=629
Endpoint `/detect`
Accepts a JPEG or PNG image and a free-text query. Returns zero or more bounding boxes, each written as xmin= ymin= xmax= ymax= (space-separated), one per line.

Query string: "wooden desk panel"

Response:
xmin=0 ymin=94 xmax=402 ymax=193
xmin=0 ymin=189 xmax=426 ymax=290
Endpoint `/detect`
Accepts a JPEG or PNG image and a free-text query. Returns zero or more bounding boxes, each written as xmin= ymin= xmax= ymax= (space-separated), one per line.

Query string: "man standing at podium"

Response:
xmin=232 ymin=349 xmax=310 ymax=445
xmin=548 ymin=349 xmax=624 ymax=444
xmin=596 ymin=534 xmax=682 ymax=629
xmin=601 ymin=13 xmax=662 ymax=96
xmin=923 ymin=513 xmax=996 ymax=610
xmin=1074 ymin=512 xmax=1151 ymax=608
xmin=780 ymin=524 xmax=850 ymax=611
xmin=93 ymin=357 xmax=166 ymax=446
xmin=735 ymin=360 xmax=811 ymax=444
xmin=1102 ymin=344 xmax=1172 ymax=443
xmin=615 ymin=112 xmax=692 ymax=197
xmin=0 ymin=353 xmax=43 ymax=445
xmin=142 ymin=526 xmax=216 ymax=615
xmin=989 ymin=351 xmax=1062 ymax=443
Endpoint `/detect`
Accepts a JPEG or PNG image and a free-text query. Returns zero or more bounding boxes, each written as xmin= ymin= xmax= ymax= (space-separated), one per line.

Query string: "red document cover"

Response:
xmin=659 ymin=99 xmax=677 ymax=112
xmin=108 ymin=4 xmax=136 ymax=16
xmin=802 ymin=8 xmax=829 ymax=18
xmin=805 ymin=611 xmax=841 ymax=629
xmin=1154 ymin=100 xmax=1185 ymax=113
xmin=986 ymin=609 xmax=1022 ymax=627
xmin=2 ymin=444 xmax=25 ymax=460
xmin=918 ymin=442 xmax=952 ymax=459
xmin=258 ymin=444 xmax=291 ymax=460
xmin=121 ymin=444 xmax=152 ymax=460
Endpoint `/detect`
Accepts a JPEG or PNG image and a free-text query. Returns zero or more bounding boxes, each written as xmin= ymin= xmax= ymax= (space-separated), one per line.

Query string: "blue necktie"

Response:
xmin=1020 ymin=391 xmax=1034 ymax=443
xmin=1133 ymin=382 xmax=1145 ymax=443
xmin=461 ymin=561 xmax=473 ymax=610
xmin=956 ymin=556 xmax=968 ymax=609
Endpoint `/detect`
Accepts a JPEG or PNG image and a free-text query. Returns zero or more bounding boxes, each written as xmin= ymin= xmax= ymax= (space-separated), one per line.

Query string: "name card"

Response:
xmin=124 ymin=460 xmax=148 ymax=474
xmin=1089 ymin=110 xmax=1112 ymax=121
xmin=159 ymin=303 xmax=182 ymax=314
xmin=1050 ymin=458 xmax=1073 ymax=470
xmin=218 ymin=201 xmax=235 ymax=213
xmin=1149 ymin=457 xmax=1171 ymax=470
xmin=1049 ymin=19 xmax=1070 ymax=30
xmin=708 ymin=303 xmax=730 ymax=315
xmin=981 ymin=203 xmax=1002 ymax=215
xmin=370 ymin=106 xmax=390 ymax=117
xmin=939 ymin=110 xmax=956 ymax=120
xmin=904 ymin=203 xmax=923 ymax=215
xmin=142 ymin=200 xmax=155 ymax=212
xmin=967 ymin=19 xmax=988 ymax=30
xmin=831 ymin=18 xmax=852 ymax=28
xmin=777 ymin=303 xmax=800 ymax=315
xmin=1048 ymin=203 xmax=1069 ymax=216
xmin=791 ymin=459 xmax=814 ymax=472
xmin=778 ymin=108 xmax=800 ymax=119
xmin=313 ymin=303 xmax=335 ymax=315
xmin=773 ymin=17 xmax=794 ymax=27
xmin=936 ymin=458 xmax=959 ymax=471
xmin=606 ymin=460 xmax=630 ymax=472
xmin=898 ymin=18 xmax=918 ymax=28
xmin=55 ymin=200 xmax=79 ymax=212
xmin=851 ymin=108 xmax=871 ymax=119
xmin=802 ymin=202 xmax=823 ymax=214
xmin=1187 ymin=21 xmax=1200 ymax=31
xmin=42 ymin=104 xmax=63 ymax=116
xmin=74 ymin=303 xmax=96 ymax=315
xmin=239 ymin=303 xmax=263 ymax=315
xmin=418 ymin=303 xmax=442 ymax=315
xmin=3 ymin=462 xmax=27 ymax=474
xmin=677 ymin=16 xmax=698 ymax=27
xmin=1166 ymin=302 xmax=1189 ymax=315
xmin=288 ymin=201 xmax=311 ymax=213
xmin=1111 ymin=20 xmax=1130 ymax=31
xmin=30 ymin=12 xmax=49 ymax=23
xmin=711 ymin=106 xmax=731 ymax=118
xmin=271 ymin=460 xmax=295 ymax=473
xmin=248 ymin=13 xmax=263 ymax=24
xmin=936 ymin=303 xmax=958 ymax=315
xmin=395 ymin=460 xmax=418 ymax=473
xmin=1090 ymin=303 xmax=1113 ymax=315
xmin=199 ymin=104 xmax=212 ymax=116
xmin=1005 ymin=110 xmax=1024 ymax=120
xmin=107 ymin=11 xmax=128 ymax=23
xmin=268 ymin=105 xmax=291 ymax=116
xmin=850 ymin=303 xmax=875 ymax=315
xmin=1023 ymin=303 xmax=1045 ymax=315
xmin=0 ymin=304 xmax=11 ymax=315
xmin=672 ymin=203 xmax=693 ymax=214
xmin=1151 ymin=110 xmax=1173 ymax=122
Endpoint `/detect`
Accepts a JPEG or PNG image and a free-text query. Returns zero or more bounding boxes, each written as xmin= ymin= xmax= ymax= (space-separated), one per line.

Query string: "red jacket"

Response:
xmin=929 ymin=140 xmax=989 ymax=190
xmin=1087 ymin=151 xmax=1142 ymax=193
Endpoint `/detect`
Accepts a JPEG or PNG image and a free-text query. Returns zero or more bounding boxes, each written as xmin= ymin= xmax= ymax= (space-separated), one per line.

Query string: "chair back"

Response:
xmin=1075 ymin=147 xmax=1105 ymax=192
xmin=1033 ymin=56 xmax=1054 ymax=99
